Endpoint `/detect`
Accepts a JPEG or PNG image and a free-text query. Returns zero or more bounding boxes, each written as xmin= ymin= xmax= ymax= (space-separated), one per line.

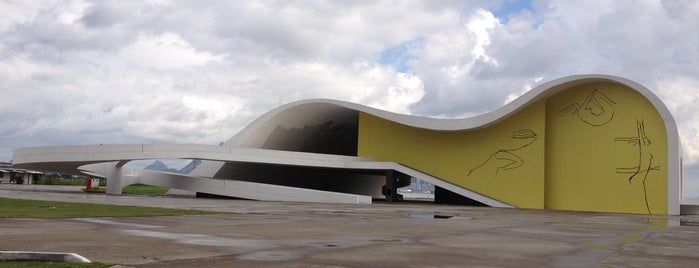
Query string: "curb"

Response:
xmin=0 ymin=251 xmax=91 ymax=263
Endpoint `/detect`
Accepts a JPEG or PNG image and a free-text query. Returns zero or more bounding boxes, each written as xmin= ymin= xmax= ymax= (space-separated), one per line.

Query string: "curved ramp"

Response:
xmin=13 ymin=144 xmax=510 ymax=206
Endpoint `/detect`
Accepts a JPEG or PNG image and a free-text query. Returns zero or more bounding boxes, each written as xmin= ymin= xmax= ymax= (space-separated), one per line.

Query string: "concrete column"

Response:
xmin=383 ymin=170 xmax=411 ymax=202
xmin=105 ymin=163 xmax=123 ymax=195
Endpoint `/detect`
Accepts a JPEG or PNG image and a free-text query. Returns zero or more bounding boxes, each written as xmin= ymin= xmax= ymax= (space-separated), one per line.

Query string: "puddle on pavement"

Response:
xmin=616 ymin=233 xmax=644 ymax=243
xmin=368 ymin=238 xmax=402 ymax=243
xmin=237 ymin=250 xmax=304 ymax=261
xmin=245 ymin=212 xmax=267 ymax=215
xmin=121 ymin=229 xmax=272 ymax=248
xmin=408 ymin=213 xmax=453 ymax=219
xmin=641 ymin=217 xmax=681 ymax=228
xmin=680 ymin=220 xmax=699 ymax=226
xmin=74 ymin=218 xmax=163 ymax=229
xmin=74 ymin=217 xmax=397 ymax=262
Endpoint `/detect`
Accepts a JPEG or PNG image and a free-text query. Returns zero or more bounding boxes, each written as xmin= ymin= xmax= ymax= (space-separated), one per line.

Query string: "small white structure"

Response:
xmin=0 ymin=162 xmax=43 ymax=184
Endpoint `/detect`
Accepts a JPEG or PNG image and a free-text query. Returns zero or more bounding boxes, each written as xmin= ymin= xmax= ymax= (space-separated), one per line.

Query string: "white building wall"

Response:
xmin=0 ymin=172 xmax=10 ymax=183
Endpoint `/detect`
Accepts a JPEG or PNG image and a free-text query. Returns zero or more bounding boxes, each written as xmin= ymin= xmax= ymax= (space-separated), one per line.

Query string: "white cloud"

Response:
xmin=467 ymin=9 xmax=499 ymax=66
xmin=0 ymin=1 xmax=52 ymax=32
xmin=504 ymin=76 xmax=543 ymax=104
xmin=119 ymin=32 xmax=225 ymax=69
xmin=656 ymin=77 xmax=699 ymax=164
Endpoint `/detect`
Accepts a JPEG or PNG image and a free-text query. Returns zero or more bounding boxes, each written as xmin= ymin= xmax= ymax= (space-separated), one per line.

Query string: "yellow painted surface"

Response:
xmin=358 ymin=101 xmax=546 ymax=208
xmin=357 ymin=81 xmax=668 ymax=214
xmin=545 ymin=82 xmax=668 ymax=214
xmin=616 ymin=234 xmax=644 ymax=243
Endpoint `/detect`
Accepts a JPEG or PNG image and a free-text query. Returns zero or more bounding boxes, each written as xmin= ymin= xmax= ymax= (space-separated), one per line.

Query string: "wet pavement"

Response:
xmin=2 ymin=184 xmax=699 ymax=267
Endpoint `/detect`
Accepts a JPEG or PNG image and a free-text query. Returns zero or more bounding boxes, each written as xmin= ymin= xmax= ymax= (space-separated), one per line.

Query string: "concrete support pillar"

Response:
xmin=383 ymin=170 xmax=411 ymax=202
xmin=105 ymin=161 xmax=130 ymax=195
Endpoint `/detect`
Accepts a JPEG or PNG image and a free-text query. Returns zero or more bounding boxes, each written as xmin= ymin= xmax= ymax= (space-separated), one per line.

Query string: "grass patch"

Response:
xmin=0 ymin=198 xmax=227 ymax=218
xmin=39 ymin=177 xmax=90 ymax=186
xmin=82 ymin=184 xmax=169 ymax=195
xmin=123 ymin=184 xmax=169 ymax=195
xmin=0 ymin=262 xmax=112 ymax=268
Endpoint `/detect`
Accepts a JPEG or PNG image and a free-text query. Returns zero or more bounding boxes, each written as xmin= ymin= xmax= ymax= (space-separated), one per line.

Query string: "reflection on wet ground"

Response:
xmin=3 ymin=185 xmax=699 ymax=267
xmin=407 ymin=213 xmax=453 ymax=219
xmin=680 ymin=220 xmax=699 ymax=226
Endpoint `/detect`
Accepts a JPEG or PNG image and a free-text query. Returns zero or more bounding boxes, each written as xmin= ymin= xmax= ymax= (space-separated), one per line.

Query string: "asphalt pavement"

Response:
xmin=2 ymin=184 xmax=699 ymax=267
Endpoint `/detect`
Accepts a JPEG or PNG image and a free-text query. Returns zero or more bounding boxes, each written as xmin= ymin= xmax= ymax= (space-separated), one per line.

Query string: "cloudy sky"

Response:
xmin=2 ymin=0 xmax=699 ymax=195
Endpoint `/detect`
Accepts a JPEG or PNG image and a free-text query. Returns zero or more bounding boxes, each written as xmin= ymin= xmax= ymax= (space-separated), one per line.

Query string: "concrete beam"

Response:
xmin=0 ymin=251 xmax=91 ymax=263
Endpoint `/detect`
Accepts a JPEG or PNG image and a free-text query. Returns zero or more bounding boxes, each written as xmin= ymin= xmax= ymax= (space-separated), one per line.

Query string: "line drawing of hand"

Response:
xmin=468 ymin=129 xmax=537 ymax=176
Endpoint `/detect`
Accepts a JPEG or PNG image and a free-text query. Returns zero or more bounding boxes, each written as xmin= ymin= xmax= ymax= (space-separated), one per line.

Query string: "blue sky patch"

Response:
xmin=672 ymin=50 xmax=690 ymax=65
xmin=378 ymin=38 xmax=423 ymax=73
xmin=490 ymin=0 xmax=534 ymax=24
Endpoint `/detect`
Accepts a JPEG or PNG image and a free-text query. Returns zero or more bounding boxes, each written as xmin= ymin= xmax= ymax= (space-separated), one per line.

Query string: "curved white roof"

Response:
xmin=229 ymin=74 xmax=678 ymax=146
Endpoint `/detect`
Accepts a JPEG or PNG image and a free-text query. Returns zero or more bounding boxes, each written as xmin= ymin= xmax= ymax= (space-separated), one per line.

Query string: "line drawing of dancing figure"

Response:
xmin=615 ymin=119 xmax=661 ymax=214
xmin=559 ymin=89 xmax=616 ymax=126
xmin=468 ymin=129 xmax=538 ymax=176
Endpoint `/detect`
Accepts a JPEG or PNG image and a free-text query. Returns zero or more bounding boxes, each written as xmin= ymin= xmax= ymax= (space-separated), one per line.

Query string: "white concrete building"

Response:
xmin=12 ymin=75 xmax=692 ymax=215
xmin=0 ymin=162 xmax=42 ymax=184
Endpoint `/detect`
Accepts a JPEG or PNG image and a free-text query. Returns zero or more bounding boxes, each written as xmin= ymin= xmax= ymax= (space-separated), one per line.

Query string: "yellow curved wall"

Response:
xmin=545 ymin=82 xmax=667 ymax=214
xmin=357 ymin=81 xmax=668 ymax=214
xmin=358 ymin=101 xmax=547 ymax=209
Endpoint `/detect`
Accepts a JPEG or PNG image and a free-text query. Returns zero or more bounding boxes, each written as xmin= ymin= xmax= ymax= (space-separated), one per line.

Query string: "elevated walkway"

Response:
xmin=13 ymin=144 xmax=510 ymax=207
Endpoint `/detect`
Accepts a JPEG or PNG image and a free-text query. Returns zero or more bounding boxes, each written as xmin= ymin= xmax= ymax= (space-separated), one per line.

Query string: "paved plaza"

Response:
xmin=2 ymin=184 xmax=699 ymax=267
